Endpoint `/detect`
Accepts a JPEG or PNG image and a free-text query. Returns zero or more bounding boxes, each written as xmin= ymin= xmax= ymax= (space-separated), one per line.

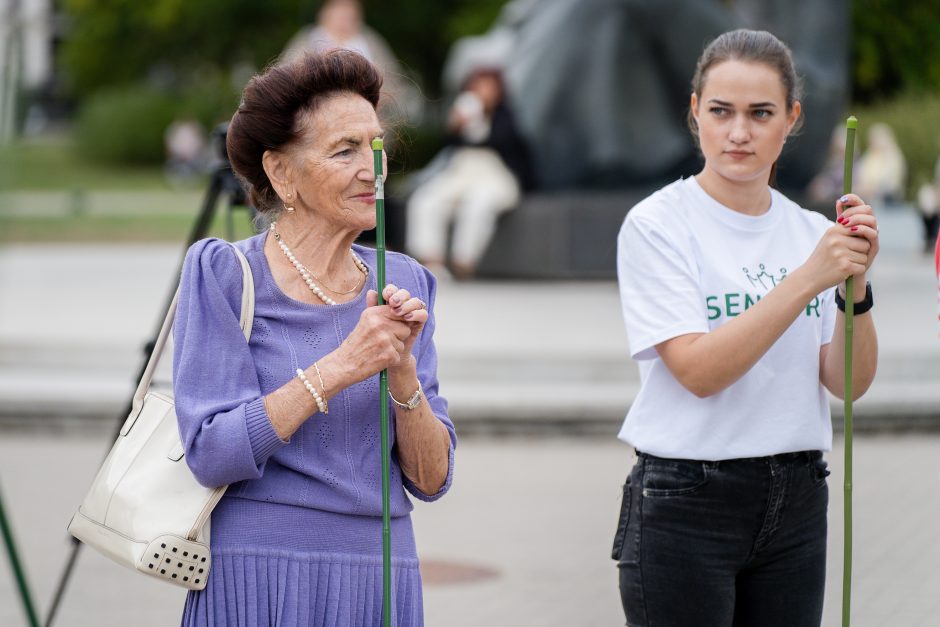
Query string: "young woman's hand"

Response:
xmin=801 ymin=194 xmax=877 ymax=293
xmin=836 ymin=193 xmax=879 ymax=283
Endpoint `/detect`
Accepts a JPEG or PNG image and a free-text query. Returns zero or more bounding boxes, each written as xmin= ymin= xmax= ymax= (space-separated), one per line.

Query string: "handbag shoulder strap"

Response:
xmin=231 ymin=245 xmax=255 ymax=340
xmin=131 ymin=243 xmax=255 ymax=412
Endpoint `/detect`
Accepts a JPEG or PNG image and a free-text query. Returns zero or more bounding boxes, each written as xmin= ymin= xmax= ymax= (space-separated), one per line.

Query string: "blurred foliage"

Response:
xmin=73 ymin=76 xmax=240 ymax=165
xmin=364 ymin=0 xmax=505 ymax=96
xmin=0 ymin=202 xmax=258 ymax=243
xmin=74 ymin=85 xmax=178 ymax=164
xmin=852 ymin=0 xmax=940 ymax=101
xmin=59 ymin=0 xmax=940 ymax=103
xmin=57 ymin=0 xmax=505 ymax=167
xmin=854 ymin=93 xmax=940 ymax=199
xmin=48 ymin=0 xmax=940 ymax=173
xmin=59 ymin=0 xmax=306 ymax=97
xmin=0 ymin=137 xmax=169 ymax=189
xmin=0 ymin=211 xmax=201 ymax=243
xmin=59 ymin=0 xmax=505 ymax=99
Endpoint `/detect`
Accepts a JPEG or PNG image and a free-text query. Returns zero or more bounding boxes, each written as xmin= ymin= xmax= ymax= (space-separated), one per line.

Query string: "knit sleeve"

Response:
xmin=400 ymin=260 xmax=456 ymax=502
xmin=173 ymin=238 xmax=287 ymax=488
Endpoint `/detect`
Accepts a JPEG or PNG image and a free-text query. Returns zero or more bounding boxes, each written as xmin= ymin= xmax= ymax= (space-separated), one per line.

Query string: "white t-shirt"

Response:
xmin=617 ymin=177 xmax=836 ymax=460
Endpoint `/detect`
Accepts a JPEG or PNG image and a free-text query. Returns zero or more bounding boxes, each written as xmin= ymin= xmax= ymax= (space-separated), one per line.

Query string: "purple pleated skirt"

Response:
xmin=180 ymin=497 xmax=423 ymax=627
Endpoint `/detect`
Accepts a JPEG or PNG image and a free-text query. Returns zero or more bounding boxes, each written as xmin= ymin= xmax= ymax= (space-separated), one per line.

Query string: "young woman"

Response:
xmin=612 ymin=29 xmax=878 ymax=627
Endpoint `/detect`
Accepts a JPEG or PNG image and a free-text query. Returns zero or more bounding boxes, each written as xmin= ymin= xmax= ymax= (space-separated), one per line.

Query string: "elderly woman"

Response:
xmin=172 ymin=50 xmax=455 ymax=626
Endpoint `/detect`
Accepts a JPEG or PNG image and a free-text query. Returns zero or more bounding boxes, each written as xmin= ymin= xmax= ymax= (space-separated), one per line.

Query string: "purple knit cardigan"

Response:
xmin=172 ymin=233 xmax=456 ymax=519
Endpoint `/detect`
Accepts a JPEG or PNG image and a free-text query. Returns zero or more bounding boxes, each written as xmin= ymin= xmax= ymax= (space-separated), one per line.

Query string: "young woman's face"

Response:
xmin=691 ymin=59 xmax=800 ymax=186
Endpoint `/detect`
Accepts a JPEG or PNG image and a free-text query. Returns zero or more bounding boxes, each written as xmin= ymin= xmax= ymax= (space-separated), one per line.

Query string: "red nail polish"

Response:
xmin=837 ymin=216 xmax=846 ymax=224
xmin=850 ymin=226 xmax=858 ymax=232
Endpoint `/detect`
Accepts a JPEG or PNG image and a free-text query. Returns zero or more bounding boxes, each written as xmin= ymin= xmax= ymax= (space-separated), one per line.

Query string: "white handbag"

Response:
xmin=68 ymin=244 xmax=254 ymax=591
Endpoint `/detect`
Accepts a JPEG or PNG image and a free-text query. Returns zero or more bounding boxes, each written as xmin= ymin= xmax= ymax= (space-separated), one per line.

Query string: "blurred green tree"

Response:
xmin=57 ymin=0 xmax=940 ymax=103
xmin=60 ymin=0 xmax=504 ymax=99
xmin=60 ymin=0 xmax=305 ymax=96
xmin=852 ymin=0 xmax=940 ymax=101
xmin=59 ymin=0 xmax=505 ymax=165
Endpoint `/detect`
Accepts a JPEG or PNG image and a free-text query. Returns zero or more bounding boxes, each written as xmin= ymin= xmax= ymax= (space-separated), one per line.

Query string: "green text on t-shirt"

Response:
xmin=706 ymin=293 xmax=821 ymax=319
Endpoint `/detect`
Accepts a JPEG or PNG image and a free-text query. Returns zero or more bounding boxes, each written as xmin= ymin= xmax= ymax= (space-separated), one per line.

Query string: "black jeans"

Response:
xmin=612 ymin=451 xmax=830 ymax=627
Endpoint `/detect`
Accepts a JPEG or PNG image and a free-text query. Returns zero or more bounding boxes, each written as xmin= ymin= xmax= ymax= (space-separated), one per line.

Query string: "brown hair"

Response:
xmin=226 ymin=49 xmax=383 ymax=216
xmin=687 ymin=29 xmax=804 ymax=141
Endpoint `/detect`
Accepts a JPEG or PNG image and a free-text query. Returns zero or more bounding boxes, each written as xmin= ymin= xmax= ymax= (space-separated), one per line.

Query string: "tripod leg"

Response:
xmin=0 ymin=482 xmax=41 ymax=627
xmin=43 ymin=167 xmax=230 ymax=626
xmin=43 ymin=538 xmax=80 ymax=627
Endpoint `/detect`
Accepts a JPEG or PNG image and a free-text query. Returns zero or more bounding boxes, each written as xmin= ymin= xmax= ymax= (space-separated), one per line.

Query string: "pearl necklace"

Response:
xmin=270 ymin=222 xmax=369 ymax=306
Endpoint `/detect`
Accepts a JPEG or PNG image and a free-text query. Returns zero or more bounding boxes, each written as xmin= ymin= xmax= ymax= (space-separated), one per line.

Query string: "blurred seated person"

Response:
xmin=857 ymin=122 xmax=907 ymax=208
xmin=407 ymin=67 xmax=533 ymax=279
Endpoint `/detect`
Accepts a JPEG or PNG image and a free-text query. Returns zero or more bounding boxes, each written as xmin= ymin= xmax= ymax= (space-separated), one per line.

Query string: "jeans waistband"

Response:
xmin=636 ymin=450 xmax=822 ymax=465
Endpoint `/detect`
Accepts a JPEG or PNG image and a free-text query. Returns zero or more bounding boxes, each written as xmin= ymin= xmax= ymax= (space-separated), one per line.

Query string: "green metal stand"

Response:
xmin=372 ymin=137 xmax=392 ymax=626
xmin=0 ymin=481 xmax=40 ymax=627
xmin=841 ymin=114 xmax=858 ymax=627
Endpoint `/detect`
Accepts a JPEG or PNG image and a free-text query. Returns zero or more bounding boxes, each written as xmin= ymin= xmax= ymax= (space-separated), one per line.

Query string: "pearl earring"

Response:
xmin=285 ymin=193 xmax=295 ymax=213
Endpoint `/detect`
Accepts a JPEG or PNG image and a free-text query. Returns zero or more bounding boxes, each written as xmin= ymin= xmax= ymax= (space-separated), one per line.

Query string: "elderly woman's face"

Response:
xmin=290 ymin=92 xmax=384 ymax=232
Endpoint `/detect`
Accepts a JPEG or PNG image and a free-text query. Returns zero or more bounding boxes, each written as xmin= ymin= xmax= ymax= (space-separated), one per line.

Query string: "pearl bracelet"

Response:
xmin=296 ymin=368 xmax=328 ymax=414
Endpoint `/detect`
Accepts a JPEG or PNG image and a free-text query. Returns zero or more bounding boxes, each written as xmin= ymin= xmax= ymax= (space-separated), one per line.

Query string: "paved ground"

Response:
xmin=2 ymin=430 xmax=940 ymax=626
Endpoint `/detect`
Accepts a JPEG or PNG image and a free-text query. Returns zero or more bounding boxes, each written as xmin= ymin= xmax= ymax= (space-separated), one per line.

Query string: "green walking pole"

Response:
xmin=0 ymin=482 xmax=41 ymax=627
xmin=372 ymin=137 xmax=393 ymax=626
xmin=841 ymin=115 xmax=857 ymax=627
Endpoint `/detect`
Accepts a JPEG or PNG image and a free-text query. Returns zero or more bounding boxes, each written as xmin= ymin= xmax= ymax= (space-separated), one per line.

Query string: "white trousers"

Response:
xmin=407 ymin=147 xmax=521 ymax=267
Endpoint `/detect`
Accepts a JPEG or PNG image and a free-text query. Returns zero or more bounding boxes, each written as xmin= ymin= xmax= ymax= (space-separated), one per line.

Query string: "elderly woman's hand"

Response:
xmin=322 ymin=285 xmax=427 ymax=385
xmin=377 ymin=284 xmax=428 ymax=359
xmin=328 ymin=292 xmax=412 ymax=381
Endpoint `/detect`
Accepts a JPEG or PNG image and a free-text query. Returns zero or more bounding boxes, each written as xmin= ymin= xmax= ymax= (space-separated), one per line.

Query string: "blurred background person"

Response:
xmin=281 ymin=0 xmax=423 ymax=126
xmin=808 ymin=124 xmax=851 ymax=207
xmin=164 ymin=117 xmax=209 ymax=188
xmin=915 ymin=136 xmax=940 ymax=254
xmin=916 ymin=178 xmax=939 ymax=255
xmin=856 ymin=122 xmax=907 ymax=209
xmin=405 ymin=67 xmax=532 ymax=279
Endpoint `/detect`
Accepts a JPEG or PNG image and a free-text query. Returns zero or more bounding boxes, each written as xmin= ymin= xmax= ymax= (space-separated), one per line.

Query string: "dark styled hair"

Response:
xmin=687 ymin=29 xmax=804 ymax=140
xmin=226 ymin=49 xmax=383 ymax=216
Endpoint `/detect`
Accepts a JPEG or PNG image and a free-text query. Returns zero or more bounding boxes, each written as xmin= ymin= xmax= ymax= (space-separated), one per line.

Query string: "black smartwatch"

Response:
xmin=834 ymin=281 xmax=873 ymax=315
